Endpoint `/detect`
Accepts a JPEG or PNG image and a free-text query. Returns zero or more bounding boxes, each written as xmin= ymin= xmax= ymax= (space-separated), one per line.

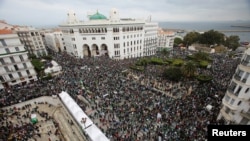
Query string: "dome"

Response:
xmin=89 ymin=11 xmax=107 ymax=20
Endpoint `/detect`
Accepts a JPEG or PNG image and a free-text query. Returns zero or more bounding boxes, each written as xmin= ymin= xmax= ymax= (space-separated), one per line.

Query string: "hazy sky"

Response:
xmin=0 ymin=0 xmax=250 ymax=27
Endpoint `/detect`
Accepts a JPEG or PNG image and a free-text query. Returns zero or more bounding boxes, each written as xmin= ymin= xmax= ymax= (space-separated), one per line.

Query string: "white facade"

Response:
xmin=217 ymin=48 xmax=250 ymax=124
xmin=44 ymin=60 xmax=62 ymax=76
xmin=157 ymin=28 xmax=175 ymax=51
xmin=44 ymin=31 xmax=64 ymax=52
xmin=0 ymin=31 xmax=37 ymax=89
xmin=16 ymin=28 xmax=48 ymax=57
xmin=59 ymin=8 xmax=158 ymax=59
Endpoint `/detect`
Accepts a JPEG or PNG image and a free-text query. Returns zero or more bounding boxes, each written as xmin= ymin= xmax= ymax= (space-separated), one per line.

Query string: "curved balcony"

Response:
xmin=222 ymin=98 xmax=238 ymax=111
xmin=219 ymin=109 xmax=232 ymax=121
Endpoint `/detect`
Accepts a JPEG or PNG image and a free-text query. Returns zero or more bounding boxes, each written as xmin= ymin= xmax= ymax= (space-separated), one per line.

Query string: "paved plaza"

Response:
xmin=1 ymin=96 xmax=87 ymax=141
xmin=0 ymin=48 xmax=241 ymax=140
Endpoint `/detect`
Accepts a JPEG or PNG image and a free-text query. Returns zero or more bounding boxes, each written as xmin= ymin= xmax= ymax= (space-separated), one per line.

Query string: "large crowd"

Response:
xmin=0 ymin=48 xmax=241 ymax=141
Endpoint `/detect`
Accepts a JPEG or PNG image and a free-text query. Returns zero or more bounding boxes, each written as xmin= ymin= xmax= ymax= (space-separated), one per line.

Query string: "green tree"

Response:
xmin=31 ymin=59 xmax=44 ymax=72
xmin=183 ymin=32 xmax=200 ymax=45
xmin=161 ymin=48 xmax=170 ymax=58
xmin=199 ymin=30 xmax=225 ymax=45
xmin=174 ymin=37 xmax=183 ymax=47
xmin=193 ymin=51 xmax=210 ymax=61
xmin=182 ymin=61 xmax=197 ymax=77
xmin=224 ymin=35 xmax=240 ymax=50
xmin=163 ymin=67 xmax=182 ymax=81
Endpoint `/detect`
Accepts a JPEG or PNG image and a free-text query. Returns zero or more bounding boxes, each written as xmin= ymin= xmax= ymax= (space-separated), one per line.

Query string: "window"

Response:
xmin=18 ymin=72 xmax=22 ymax=77
xmin=26 ymin=70 xmax=30 ymax=75
xmin=72 ymin=38 xmax=75 ymax=41
xmin=14 ymin=65 xmax=19 ymax=71
xmin=5 ymin=48 xmax=10 ymax=53
xmin=9 ymin=74 xmax=14 ymax=79
xmin=240 ymin=117 xmax=249 ymax=124
xmin=4 ymin=66 xmax=10 ymax=72
xmin=0 ymin=58 xmax=5 ymax=65
xmin=10 ymin=57 xmax=15 ymax=63
xmin=19 ymin=55 xmax=24 ymax=61
xmin=245 ymin=88 xmax=249 ymax=93
xmin=23 ymin=63 xmax=27 ymax=69
xmin=224 ymin=106 xmax=230 ymax=114
xmin=237 ymin=101 xmax=242 ymax=106
xmin=235 ymin=86 xmax=242 ymax=96
xmin=230 ymin=98 xmax=235 ymax=105
xmin=0 ymin=39 xmax=7 ymax=46
xmin=83 ymin=37 xmax=86 ymax=40
xmin=101 ymin=37 xmax=105 ymax=40
xmin=92 ymin=37 xmax=96 ymax=40
xmin=15 ymin=47 xmax=20 ymax=51
xmin=0 ymin=76 xmax=4 ymax=82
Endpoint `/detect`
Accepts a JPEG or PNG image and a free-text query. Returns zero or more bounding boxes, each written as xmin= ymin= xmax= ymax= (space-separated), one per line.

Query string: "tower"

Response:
xmin=109 ymin=8 xmax=120 ymax=22
xmin=67 ymin=10 xmax=79 ymax=24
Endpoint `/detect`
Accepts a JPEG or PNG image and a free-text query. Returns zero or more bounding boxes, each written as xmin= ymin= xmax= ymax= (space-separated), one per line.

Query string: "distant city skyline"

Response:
xmin=0 ymin=0 xmax=250 ymax=27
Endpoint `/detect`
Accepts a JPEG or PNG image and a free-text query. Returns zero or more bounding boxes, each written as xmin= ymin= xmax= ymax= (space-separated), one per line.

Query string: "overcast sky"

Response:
xmin=0 ymin=0 xmax=250 ymax=27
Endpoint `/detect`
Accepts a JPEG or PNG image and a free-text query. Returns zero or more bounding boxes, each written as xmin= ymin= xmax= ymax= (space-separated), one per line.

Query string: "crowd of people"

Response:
xmin=0 ymin=48 xmax=241 ymax=141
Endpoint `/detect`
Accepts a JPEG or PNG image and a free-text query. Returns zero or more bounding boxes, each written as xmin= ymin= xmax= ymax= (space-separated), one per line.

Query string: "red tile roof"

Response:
xmin=0 ymin=29 xmax=13 ymax=34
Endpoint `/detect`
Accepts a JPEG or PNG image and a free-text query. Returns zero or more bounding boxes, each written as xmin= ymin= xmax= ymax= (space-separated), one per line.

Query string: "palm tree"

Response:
xmin=182 ymin=61 xmax=197 ymax=78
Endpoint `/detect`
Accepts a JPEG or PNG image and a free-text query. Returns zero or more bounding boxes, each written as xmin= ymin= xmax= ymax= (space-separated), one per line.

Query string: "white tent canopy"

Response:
xmin=59 ymin=91 xmax=109 ymax=141
xmin=206 ymin=104 xmax=213 ymax=111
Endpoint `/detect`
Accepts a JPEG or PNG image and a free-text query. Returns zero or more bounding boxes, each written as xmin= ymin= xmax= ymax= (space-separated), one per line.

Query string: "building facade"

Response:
xmin=0 ymin=29 xmax=37 ymax=89
xmin=42 ymin=30 xmax=64 ymax=52
xmin=157 ymin=28 xmax=175 ymax=51
xmin=59 ymin=8 xmax=158 ymax=59
xmin=217 ymin=48 xmax=250 ymax=124
xmin=16 ymin=27 xmax=48 ymax=57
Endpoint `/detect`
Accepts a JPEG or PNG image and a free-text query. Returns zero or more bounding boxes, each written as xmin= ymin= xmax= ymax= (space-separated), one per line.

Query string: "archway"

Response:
xmin=83 ymin=44 xmax=91 ymax=57
xmin=91 ymin=44 xmax=99 ymax=56
xmin=100 ymin=44 xmax=109 ymax=56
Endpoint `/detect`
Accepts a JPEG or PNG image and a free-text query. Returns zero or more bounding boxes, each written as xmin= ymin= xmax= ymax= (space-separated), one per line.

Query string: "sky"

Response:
xmin=0 ymin=0 xmax=250 ymax=27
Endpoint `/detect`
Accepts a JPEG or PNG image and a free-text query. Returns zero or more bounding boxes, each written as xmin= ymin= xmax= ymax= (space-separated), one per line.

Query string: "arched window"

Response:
xmin=237 ymin=101 xmax=242 ymax=106
xmin=245 ymin=88 xmax=249 ymax=93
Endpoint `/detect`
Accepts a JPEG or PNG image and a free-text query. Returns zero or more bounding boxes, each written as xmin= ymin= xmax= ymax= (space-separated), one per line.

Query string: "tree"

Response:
xmin=163 ymin=67 xmax=182 ymax=81
xmin=182 ymin=61 xmax=197 ymax=77
xmin=183 ymin=32 xmax=200 ymax=45
xmin=161 ymin=48 xmax=170 ymax=57
xmin=193 ymin=51 xmax=210 ymax=61
xmin=174 ymin=37 xmax=183 ymax=47
xmin=199 ymin=30 xmax=225 ymax=45
xmin=224 ymin=35 xmax=240 ymax=50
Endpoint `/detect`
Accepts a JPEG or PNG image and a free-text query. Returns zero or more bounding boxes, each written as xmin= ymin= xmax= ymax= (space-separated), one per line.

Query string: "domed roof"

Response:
xmin=89 ymin=11 xmax=107 ymax=20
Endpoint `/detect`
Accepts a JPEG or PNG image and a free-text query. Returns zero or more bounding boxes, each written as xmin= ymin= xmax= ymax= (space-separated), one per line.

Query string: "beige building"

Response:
xmin=157 ymin=28 xmax=175 ymax=50
xmin=0 ymin=27 xmax=37 ymax=89
xmin=16 ymin=27 xmax=48 ymax=57
xmin=217 ymin=48 xmax=250 ymax=124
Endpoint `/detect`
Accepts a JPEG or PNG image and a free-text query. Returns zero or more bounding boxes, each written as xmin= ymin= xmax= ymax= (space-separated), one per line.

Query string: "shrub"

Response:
xmin=199 ymin=60 xmax=209 ymax=68
xmin=129 ymin=65 xmax=144 ymax=71
xmin=172 ymin=59 xmax=184 ymax=66
xmin=196 ymin=74 xmax=213 ymax=82
xmin=150 ymin=57 xmax=164 ymax=65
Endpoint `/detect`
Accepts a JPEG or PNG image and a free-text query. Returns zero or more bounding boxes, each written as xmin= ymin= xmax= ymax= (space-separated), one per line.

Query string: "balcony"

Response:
xmin=240 ymin=110 xmax=250 ymax=119
xmin=222 ymin=99 xmax=238 ymax=110
xmin=242 ymin=78 xmax=247 ymax=83
xmin=234 ymin=75 xmax=241 ymax=81
xmin=227 ymin=88 xmax=234 ymax=95
xmin=241 ymin=61 xmax=250 ymax=67
xmin=220 ymin=109 xmax=232 ymax=121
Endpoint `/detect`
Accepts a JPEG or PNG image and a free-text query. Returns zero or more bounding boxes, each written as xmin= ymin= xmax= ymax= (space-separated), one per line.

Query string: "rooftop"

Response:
xmin=89 ymin=11 xmax=107 ymax=20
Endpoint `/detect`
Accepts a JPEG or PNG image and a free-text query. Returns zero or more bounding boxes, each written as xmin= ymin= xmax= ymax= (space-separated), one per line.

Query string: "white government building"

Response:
xmin=0 ymin=24 xmax=37 ymax=89
xmin=217 ymin=48 xmax=250 ymax=124
xmin=59 ymin=8 xmax=158 ymax=59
